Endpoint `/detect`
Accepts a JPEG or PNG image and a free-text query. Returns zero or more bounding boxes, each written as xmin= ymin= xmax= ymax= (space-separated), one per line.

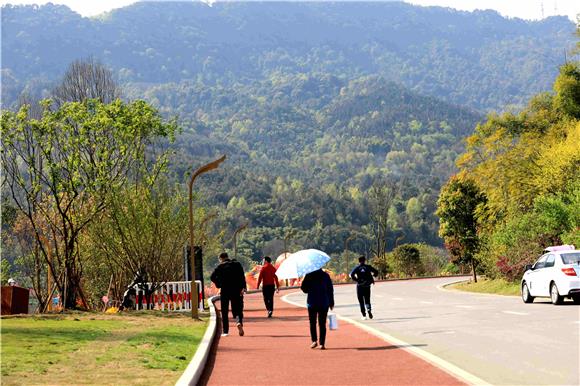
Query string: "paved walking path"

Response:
xmin=199 ymin=290 xmax=465 ymax=385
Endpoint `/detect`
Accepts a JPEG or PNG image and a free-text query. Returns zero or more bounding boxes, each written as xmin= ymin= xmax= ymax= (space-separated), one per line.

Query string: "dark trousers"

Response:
xmin=220 ymin=293 xmax=244 ymax=334
xmin=308 ymin=306 xmax=329 ymax=345
xmin=356 ymin=285 xmax=372 ymax=316
xmin=262 ymin=285 xmax=276 ymax=312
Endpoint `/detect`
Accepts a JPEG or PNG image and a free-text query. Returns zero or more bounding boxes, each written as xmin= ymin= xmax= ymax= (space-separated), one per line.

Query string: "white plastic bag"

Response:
xmin=328 ymin=312 xmax=338 ymax=330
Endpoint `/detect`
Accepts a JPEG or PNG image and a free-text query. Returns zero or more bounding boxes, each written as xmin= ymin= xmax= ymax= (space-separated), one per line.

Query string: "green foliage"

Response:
xmin=554 ymin=63 xmax=580 ymax=119
xmin=391 ymin=244 xmax=423 ymax=277
xmin=376 ymin=243 xmax=449 ymax=278
xmin=0 ymin=258 xmax=13 ymax=285
xmin=484 ymin=184 xmax=580 ymax=280
xmin=82 ymin=180 xmax=189 ymax=306
xmin=413 ymin=244 xmax=451 ymax=276
xmin=437 ymin=176 xmax=486 ymax=267
xmin=452 ymin=62 xmax=580 ymax=282
xmin=1 ymin=98 xmax=175 ymax=309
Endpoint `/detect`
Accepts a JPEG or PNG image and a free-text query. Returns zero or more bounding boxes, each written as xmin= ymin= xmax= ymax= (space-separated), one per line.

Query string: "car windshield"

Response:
xmin=561 ymin=253 xmax=580 ymax=265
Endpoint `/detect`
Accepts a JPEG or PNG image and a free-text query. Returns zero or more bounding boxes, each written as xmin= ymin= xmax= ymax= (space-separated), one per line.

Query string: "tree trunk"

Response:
xmin=64 ymin=262 xmax=81 ymax=309
xmin=471 ymin=258 xmax=477 ymax=283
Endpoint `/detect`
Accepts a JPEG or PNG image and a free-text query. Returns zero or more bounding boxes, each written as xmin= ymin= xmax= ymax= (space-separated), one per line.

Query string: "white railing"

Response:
xmin=133 ymin=280 xmax=203 ymax=312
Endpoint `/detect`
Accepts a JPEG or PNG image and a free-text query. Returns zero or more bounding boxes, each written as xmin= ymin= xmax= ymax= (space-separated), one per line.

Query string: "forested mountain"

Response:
xmin=1 ymin=2 xmax=576 ymax=269
xmin=155 ymin=74 xmax=482 ymax=263
xmin=1 ymin=2 xmax=576 ymax=111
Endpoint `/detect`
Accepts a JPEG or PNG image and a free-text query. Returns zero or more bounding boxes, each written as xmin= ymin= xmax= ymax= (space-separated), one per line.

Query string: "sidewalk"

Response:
xmin=198 ymin=290 xmax=464 ymax=385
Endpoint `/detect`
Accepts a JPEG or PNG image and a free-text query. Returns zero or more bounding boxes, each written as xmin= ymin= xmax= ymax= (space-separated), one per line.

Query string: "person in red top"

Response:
xmin=256 ymin=256 xmax=280 ymax=317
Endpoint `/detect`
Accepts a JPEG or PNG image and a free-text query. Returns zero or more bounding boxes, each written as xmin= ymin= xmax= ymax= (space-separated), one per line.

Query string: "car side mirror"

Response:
xmin=524 ymin=264 xmax=533 ymax=271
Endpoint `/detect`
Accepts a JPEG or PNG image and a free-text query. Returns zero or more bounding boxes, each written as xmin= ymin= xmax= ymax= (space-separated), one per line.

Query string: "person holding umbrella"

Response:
xmin=276 ymin=249 xmax=334 ymax=349
xmin=256 ymin=256 xmax=280 ymax=318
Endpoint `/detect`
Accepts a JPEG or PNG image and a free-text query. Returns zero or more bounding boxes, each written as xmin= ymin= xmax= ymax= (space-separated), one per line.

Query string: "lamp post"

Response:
xmin=344 ymin=234 xmax=355 ymax=275
xmin=189 ymin=155 xmax=226 ymax=319
xmin=233 ymin=222 xmax=249 ymax=260
xmin=283 ymin=229 xmax=295 ymax=287
xmin=198 ymin=210 xmax=218 ymax=247
xmin=283 ymin=229 xmax=295 ymax=256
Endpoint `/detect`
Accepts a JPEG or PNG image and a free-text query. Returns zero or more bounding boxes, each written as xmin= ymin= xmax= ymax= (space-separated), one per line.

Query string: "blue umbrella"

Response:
xmin=275 ymin=249 xmax=331 ymax=280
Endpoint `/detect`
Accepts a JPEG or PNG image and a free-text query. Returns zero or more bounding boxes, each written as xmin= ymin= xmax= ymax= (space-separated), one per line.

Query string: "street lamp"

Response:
xmin=233 ymin=222 xmax=249 ymax=260
xmin=189 ymin=155 xmax=226 ymax=319
xmin=344 ymin=234 xmax=355 ymax=275
xmin=283 ymin=229 xmax=295 ymax=256
xmin=283 ymin=229 xmax=295 ymax=287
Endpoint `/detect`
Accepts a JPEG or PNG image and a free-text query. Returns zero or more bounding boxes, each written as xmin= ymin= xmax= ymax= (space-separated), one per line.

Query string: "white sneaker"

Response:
xmin=361 ymin=316 xmax=367 ymax=320
xmin=221 ymin=333 xmax=228 ymax=337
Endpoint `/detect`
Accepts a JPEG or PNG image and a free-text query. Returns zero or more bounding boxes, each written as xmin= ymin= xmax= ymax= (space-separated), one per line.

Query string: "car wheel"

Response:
xmin=550 ymin=283 xmax=563 ymax=305
xmin=572 ymin=295 xmax=580 ymax=305
xmin=521 ymin=282 xmax=534 ymax=303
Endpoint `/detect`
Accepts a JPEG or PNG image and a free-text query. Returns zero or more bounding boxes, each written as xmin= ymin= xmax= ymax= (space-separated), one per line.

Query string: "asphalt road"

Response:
xmin=286 ymin=276 xmax=580 ymax=385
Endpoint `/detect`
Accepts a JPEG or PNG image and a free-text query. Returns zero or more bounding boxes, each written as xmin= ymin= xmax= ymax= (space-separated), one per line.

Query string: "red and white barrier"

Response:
xmin=134 ymin=280 xmax=203 ymax=312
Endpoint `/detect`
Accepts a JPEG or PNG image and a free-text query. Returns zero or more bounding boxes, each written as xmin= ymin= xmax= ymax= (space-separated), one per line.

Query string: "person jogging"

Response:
xmin=350 ymin=256 xmax=378 ymax=320
xmin=256 ymin=256 xmax=280 ymax=318
xmin=210 ymin=252 xmax=247 ymax=337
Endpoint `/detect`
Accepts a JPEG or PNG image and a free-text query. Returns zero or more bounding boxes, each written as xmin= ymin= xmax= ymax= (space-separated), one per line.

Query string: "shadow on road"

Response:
xmin=325 ymin=343 xmax=427 ymax=351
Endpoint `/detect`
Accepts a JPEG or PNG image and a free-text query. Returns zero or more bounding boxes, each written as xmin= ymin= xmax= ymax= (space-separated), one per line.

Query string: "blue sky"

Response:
xmin=0 ymin=0 xmax=578 ymax=21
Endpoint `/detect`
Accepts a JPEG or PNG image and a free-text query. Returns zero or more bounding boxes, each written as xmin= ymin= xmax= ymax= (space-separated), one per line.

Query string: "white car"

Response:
xmin=521 ymin=245 xmax=580 ymax=305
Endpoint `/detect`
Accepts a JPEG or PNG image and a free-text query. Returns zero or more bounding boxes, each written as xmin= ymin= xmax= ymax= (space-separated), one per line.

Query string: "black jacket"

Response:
xmin=301 ymin=269 xmax=334 ymax=309
xmin=350 ymin=264 xmax=378 ymax=287
xmin=210 ymin=259 xmax=247 ymax=295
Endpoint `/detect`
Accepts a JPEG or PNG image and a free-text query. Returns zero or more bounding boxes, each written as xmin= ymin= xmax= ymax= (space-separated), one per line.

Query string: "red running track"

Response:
xmin=199 ymin=290 xmax=465 ymax=385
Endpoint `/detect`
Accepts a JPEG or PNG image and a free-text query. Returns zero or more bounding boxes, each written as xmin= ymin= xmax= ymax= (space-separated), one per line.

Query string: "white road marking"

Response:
xmin=502 ymin=311 xmax=529 ymax=316
xmin=421 ymin=301 xmax=434 ymax=304
xmin=281 ymin=293 xmax=490 ymax=386
xmin=456 ymin=305 xmax=474 ymax=309
xmin=375 ymin=295 xmax=384 ymax=298
xmin=392 ymin=297 xmax=404 ymax=301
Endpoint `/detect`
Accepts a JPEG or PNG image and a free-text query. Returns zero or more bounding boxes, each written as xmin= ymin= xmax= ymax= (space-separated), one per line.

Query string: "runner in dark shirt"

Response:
xmin=350 ymin=256 xmax=378 ymax=320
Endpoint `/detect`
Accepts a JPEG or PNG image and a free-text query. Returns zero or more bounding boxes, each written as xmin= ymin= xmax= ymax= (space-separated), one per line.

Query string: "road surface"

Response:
xmin=286 ymin=277 xmax=580 ymax=385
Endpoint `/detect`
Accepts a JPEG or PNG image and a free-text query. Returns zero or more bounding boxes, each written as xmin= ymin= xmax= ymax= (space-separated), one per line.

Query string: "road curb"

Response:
xmin=175 ymin=296 xmax=218 ymax=386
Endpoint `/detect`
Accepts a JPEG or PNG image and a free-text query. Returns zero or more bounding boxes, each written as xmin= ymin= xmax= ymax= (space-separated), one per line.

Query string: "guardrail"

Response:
xmin=131 ymin=280 xmax=203 ymax=311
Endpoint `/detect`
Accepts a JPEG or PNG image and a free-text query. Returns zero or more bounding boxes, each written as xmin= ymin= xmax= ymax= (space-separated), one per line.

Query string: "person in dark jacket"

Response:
xmin=350 ymin=256 xmax=379 ymax=320
xmin=256 ymin=256 xmax=280 ymax=318
xmin=210 ymin=252 xmax=247 ymax=336
xmin=301 ymin=268 xmax=334 ymax=350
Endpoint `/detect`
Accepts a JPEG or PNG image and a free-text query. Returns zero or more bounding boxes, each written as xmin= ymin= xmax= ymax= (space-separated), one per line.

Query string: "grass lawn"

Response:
xmin=450 ymin=278 xmax=520 ymax=296
xmin=1 ymin=311 xmax=208 ymax=386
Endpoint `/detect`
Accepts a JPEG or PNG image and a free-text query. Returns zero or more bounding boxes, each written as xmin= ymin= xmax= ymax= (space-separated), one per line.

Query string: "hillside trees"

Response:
xmin=1 ymin=2 xmax=576 ymax=111
xmin=444 ymin=61 xmax=580 ymax=282
xmin=81 ymin=181 xmax=191 ymax=307
xmin=437 ymin=176 xmax=486 ymax=282
xmin=52 ymin=58 xmax=121 ymax=105
xmin=1 ymin=99 xmax=176 ymax=309
xmin=391 ymin=244 xmax=423 ymax=277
